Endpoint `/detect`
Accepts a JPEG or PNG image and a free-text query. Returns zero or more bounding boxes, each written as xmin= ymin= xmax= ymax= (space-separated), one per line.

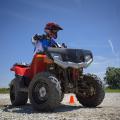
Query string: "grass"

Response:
xmin=105 ymin=88 xmax=120 ymax=93
xmin=0 ymin=88 xmax=9 ymax=94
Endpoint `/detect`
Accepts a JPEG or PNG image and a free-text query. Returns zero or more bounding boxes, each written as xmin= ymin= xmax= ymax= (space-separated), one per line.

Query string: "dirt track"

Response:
xmin=0 ymin=93 xmax=120 ymax=120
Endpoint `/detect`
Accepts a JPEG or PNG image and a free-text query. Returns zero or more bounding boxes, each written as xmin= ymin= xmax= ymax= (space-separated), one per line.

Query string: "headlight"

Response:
xmin=85 ymin=55 xmax=91 ymax=62
xmin=51 ymin=53 xmax=62 ymax=61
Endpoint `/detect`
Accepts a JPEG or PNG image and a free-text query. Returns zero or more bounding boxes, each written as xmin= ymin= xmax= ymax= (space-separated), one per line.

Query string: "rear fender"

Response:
xmin=10 ymin=64 xmax=30 ymax=77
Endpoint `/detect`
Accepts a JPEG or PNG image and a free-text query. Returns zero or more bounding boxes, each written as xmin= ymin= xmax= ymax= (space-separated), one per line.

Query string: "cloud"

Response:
xmin=85 ymin=55 xmax=118 ymax=80
xmin=8 ymin=10 xmax=34 ymax=22
xmin=108 ymin=39 xmax=120 ymax=66
xmin=108 ymin=39 xmax=117 ymax=56
xmin=93 ymin=55 xmax=118 ymax=67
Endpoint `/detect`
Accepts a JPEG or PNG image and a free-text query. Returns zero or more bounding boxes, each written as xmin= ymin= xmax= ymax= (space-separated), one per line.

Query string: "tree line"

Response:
xmin=104 ymin=67 xmax=120 ymax=89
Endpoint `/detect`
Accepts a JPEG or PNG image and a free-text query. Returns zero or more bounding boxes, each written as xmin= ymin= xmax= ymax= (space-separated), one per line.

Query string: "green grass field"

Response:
xmin=0 ymin=88 xmax=9 ymax=94
xmin=105 ymin=88 xmax=120 ymax=93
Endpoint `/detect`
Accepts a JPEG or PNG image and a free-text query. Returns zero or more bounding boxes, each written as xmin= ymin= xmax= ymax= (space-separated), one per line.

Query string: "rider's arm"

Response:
xmin=32 ymin=34 xmax=42 ymax=45
xmin=33 ymin=41 xmax=44 ymax=54
xmin=32 ymin=34 xmax=44 ymax=54
xmin=50 ymin=39 xmax=59 ymax=47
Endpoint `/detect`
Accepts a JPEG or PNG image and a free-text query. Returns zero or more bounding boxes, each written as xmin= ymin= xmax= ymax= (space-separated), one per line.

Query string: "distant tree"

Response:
xmin=104 ymin=67 xmax=120 ymax=89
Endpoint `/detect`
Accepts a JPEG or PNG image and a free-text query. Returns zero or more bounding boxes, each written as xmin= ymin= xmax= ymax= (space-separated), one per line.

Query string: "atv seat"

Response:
xmin=14 ymin=63 xmax=30 ymax=67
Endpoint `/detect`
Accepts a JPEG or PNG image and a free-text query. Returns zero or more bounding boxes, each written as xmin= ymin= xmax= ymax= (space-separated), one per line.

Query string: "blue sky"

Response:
xmin=0 ymin=0 xmax=120 ymax=87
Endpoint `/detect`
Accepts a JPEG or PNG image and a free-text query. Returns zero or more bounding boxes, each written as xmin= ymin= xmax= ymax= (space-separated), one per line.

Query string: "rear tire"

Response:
xmin=10 ymin=78 xmax=28 ymax=106
xmin=29 ymin=72 xmax=61 ymax=111
xmin=76 ymin=74 xmax=105 ymax=107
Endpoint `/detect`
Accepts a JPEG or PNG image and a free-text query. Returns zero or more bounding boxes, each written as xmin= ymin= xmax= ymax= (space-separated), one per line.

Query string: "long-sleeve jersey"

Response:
xmin=32 ymin=34 xmax=58 ymax=54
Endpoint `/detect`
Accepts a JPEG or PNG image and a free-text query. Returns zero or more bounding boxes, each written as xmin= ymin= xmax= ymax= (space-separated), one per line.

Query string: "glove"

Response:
xmin=32 ymin=34 xmax=42 ymax=44
xmin=62 ymin=43 xmax=67 ymax=48
xmin=33 ymin=34 xmax=40 ymax=40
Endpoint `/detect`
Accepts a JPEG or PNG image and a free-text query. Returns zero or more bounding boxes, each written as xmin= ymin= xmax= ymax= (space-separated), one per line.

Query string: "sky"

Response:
xmin=0 ymin=0 xmax=120 ymax=87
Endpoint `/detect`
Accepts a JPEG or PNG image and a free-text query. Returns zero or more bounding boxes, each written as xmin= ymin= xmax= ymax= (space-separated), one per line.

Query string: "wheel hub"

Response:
xmin=39 ymin=87 xmax=46 ymax=98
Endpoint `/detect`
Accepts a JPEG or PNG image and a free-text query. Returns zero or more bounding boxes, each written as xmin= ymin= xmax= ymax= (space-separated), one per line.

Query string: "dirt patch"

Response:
xmin=0 ymin=93 xmax=120 ymax=120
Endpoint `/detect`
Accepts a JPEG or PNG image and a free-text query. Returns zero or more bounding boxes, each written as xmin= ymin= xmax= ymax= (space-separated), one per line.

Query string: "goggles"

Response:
xmin=50 ymin=30 xmax=59 ymax=33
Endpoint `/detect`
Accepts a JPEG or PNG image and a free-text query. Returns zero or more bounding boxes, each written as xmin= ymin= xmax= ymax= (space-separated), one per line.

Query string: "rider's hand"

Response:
xmin=62 ymin=43 xmax=67 ymax=48
xmin=33 ymin=34 xmax=40 ymax=40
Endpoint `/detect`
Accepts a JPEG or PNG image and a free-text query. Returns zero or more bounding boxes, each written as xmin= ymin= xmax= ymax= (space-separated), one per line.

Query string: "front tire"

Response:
xmin=76 ymin=74 xmax=105 ymax=107
xmin=60 ymin=93 xmax=64 ymax=102
xmin=29 ymin=72 xmax=61 ymax=111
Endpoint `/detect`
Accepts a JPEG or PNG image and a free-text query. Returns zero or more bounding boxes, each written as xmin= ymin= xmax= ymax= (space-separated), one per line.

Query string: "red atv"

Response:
xmin=10 ymin=48 xmax=105 ymax=111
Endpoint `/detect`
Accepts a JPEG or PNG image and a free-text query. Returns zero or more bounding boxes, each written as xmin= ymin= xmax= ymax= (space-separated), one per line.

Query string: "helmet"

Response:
xmin=45 ymin=22 xmax=63 ymax=30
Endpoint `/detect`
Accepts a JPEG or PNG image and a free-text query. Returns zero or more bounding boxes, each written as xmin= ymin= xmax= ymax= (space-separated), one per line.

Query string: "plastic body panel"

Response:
xmin=11 ymin=54 xmax=47 ymax=80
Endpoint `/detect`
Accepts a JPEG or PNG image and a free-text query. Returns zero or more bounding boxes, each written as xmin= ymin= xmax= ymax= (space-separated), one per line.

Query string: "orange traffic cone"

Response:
xmin=69 ymin=95 xmax=75 ymax=105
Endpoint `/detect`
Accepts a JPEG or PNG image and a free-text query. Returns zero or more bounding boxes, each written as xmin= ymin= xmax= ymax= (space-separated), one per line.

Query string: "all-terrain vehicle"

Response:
xmin=10 ymin=47 xmax=105 ymax=111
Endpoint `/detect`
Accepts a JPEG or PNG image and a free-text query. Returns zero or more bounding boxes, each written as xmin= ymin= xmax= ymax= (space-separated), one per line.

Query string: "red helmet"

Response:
xmin=45 ymin=22 xmax=63 ymax=30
